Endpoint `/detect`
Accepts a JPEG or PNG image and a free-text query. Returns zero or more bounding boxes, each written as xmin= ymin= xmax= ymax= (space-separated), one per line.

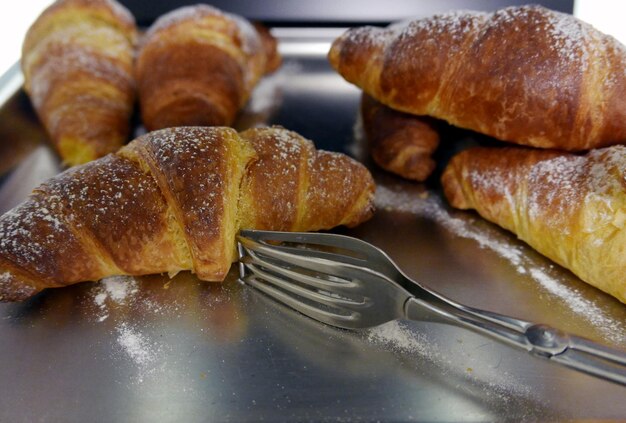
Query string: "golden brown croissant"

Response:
xmin=361 ymin=93 xmax=439 ymax=181
xmin=21 ymin=0 xmax=138 ymax=166
xmin=254 ymin=22 xmax=282 ymax=74
xmin=0 ymin=126 xmax=375 ymax=302
xmin=135 ymin=5 xmax=280 ymax=131
xmin=442 ymin=145 xmax=626 ymax=304
xmin=329 ymin=5 xmax=626 ymax=151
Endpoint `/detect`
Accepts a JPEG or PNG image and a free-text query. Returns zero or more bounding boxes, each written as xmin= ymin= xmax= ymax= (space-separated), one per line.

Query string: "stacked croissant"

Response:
xmin=330 ymin=5 xmax=626 ymax=304
xmin=8 ymin=2 xmax=626 ymax=306
xmin=0 ymin=0 xmax=376 ymax=301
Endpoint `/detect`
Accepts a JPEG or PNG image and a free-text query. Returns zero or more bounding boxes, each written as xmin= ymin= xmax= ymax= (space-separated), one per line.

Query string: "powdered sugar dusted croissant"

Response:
xmin=330 ymin=5 xmax=626 ymax=151
xmin=135 ymin=5 xmax=281 ymax=131
xmin=442 ymin=145 xmax=626 ymax=304
xmin=22 ymin=0 xmax=137 ymax=166
xmin=0 ymin=126 xmax=374 ymax=302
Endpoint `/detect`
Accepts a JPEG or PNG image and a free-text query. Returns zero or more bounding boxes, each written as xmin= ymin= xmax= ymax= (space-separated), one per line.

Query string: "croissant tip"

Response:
xmin=0 ymin=272 xmax=40 ymax=302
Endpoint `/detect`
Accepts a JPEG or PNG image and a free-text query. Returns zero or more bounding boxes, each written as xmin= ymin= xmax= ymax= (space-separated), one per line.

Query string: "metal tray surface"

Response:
xmin=0 ymin=30 xmax=625 ymax=422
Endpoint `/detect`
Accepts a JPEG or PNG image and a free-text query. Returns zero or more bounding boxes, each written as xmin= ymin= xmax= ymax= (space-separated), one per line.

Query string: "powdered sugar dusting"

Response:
xmin=100 ymin=0 xmax=136 ymax=26
xmin=92 ymin=275 xmax=139 ymax=322
xmin=367 ymin=321 xmax=438 ymax=358
xmin=400 ymin=9 xmax=488 ymax=41
xmin=527 ymin=155 xmax=584 ymax=232
xmin=365 ymin=321 xmax=536 ymax=404
xmin=0 ymin=195 xmax=77 ymax=283
xmin=103 ymin=275 xmax=138 ymax=301
xmin=339 ymin=9 xmax=488 ymax=53
xmin=527 ymin=267 xmax=623 ymax=336
xmin=144 ymin=127 xmax=234 ymax=248
xmin=144 ymin=4 xmax=261 ymax=56
xmin=116 ymin=323 xmax=156 ymax=367
xmin=545 ymin=8 xmax=591 ymax=67
xmin=526 ymin=147 xmax=626 ymax=256
xmin=375 ymin=184 xmax=625 ymax=345
xmin=405 ymin=5 xmax=599 ymax=70
xmin=488 ymin=5 xmax=594 ymax=69
xmin=23 ymin=1 xmax=135 ymax=114
xmin=114 ymin=322 xmax=164 ymax=383
xmin=339 ymin=25 xmax=397 ymax=52
xmin=86 ymin=275 xmax=176 ymax=383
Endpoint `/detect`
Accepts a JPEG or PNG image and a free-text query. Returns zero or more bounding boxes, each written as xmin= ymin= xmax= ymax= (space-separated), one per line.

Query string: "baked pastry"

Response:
xmin=22 ymin=0 xmax=137 ymax=166
xmin=0 ymin=126 xmax=375 ymax=302
xmin=135 ymin=5 xmax=281 ymax=131
xmin=442 ymin=145 xmax=626 ymax=304
xmin=361 ymin=93 xmax=439 ymax=181
xmin=254 ymin=22 xmax=282 ymax=74
xmin=329 ymin=5 xmax=626 ymax=151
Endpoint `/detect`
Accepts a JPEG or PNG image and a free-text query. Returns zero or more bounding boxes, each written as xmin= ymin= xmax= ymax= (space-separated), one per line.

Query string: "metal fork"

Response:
xmin=237 ymin=229 xmax=626 ymax=386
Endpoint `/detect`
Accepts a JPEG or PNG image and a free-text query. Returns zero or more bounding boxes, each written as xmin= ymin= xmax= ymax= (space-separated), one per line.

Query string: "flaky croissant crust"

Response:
xmin=0 ymin=126 xmax=374 ymax=302
xmin=442 ymin=145 xmax=626 ymax=304
xmin=135 ymin=4 xmax=279 ymax=130
xmin=21 ymin=0 xmax=138 ymax=166
xmin=361 ymin=94 xmax=439 ymax=181
xmin=330 ymin=5 xmax=626 ymax=151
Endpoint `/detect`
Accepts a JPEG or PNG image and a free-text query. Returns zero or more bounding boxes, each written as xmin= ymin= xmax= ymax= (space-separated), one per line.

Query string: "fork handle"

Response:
xmin=404 ymin=297 xmax=626 ymax=386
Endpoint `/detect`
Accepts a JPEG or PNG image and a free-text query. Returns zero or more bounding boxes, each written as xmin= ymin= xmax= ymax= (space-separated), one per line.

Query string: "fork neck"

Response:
xmin=404 ymin=297 xmax=531 ymax=352
xmin=404 ymin=297 xmax=456 ymax=324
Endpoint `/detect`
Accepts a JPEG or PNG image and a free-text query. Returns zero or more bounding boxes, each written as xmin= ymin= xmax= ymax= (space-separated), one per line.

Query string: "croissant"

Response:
xmin=135 ymin=5 xmax=281 ymax=131
xmin=361 ymin=93 xmax=439 ymax=181
xmin=0 ymin=126 xmax=374 ymax=302
xmin=329 ymin=5 xmax=626 ymax=151
xmin=21 ymin=0 xmax=137 ymax=166
xmin=442 ymin=145 xmax=626 ymax=304
xmin=254 ymin=22 xmax=282 ymax=74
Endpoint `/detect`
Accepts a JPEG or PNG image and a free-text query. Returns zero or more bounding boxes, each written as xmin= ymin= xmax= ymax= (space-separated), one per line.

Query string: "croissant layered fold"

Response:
xmin=361 ymin=94 xmax=440 ymax=181
xmin=442 ymin=145 xmax=626 ymax=304
xmin=135 ymin=5 xmax=281 ymax=131
xmin=329 ymin=5 xmax=626 ymax=151
xmin=0 ymin=127 xmax=375 ymax=302
xmin=21 ymin=0 xmax=138 ymax=166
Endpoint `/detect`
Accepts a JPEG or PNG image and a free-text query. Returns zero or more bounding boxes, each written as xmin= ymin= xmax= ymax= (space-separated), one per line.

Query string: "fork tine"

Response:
xmin=243 ymin=260 xmax=367 ymax=309
xmin=240 ymin=248 xmax=360 ymax=296
xmin=242 ymin=274 xmax=359 ymax=327
xmin=240 ymin=230 xmax=369 ymax=265
xmin=239 ymin=229 xmax=400 ymax=278
xmin=238 ymin=235 xmax=362 ymax=280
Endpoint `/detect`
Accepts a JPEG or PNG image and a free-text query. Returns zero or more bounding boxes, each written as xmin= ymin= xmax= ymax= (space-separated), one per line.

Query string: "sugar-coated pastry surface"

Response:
xmin=330 ymin=5 xmax=626 ymax=151
xmin=22 ymin=0 xmax=138 ymax=166
xmin=442 ymin=145 xmax=626 ymax=304
xmin=135 ymin=4 xmax=281 ymax=131
xmin=0 ymin=126 xmax=374 ymax=302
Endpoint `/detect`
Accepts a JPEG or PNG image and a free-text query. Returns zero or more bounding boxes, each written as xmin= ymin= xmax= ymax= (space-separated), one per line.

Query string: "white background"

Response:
xmin=0 ymin=1 xmax=624 ymax=76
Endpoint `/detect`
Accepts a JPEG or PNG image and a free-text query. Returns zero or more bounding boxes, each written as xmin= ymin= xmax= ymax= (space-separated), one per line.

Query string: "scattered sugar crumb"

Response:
xmin=91 ymin=275 xmax=139 ymax=322
xmin=94 ymin=292 xmax=107 ymax=306
xmin=116 ymin=323 xmax=155 ymax=366
xmin=102 ymin=275 xmax=139 ymax=302
xmin=114 ymin=322 xmax=163 ymax=383
xmin=527 ymin=267 xmax=623 ymax=336
xmin=364 ymin=321 xmax=536 ymax=405
xmin=367 ymin=321 xmax=439 ymax=358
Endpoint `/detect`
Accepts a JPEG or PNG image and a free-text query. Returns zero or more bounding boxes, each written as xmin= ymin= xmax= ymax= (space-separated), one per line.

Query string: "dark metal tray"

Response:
xmin=0 ymin=29 xmax=625 ymax=422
